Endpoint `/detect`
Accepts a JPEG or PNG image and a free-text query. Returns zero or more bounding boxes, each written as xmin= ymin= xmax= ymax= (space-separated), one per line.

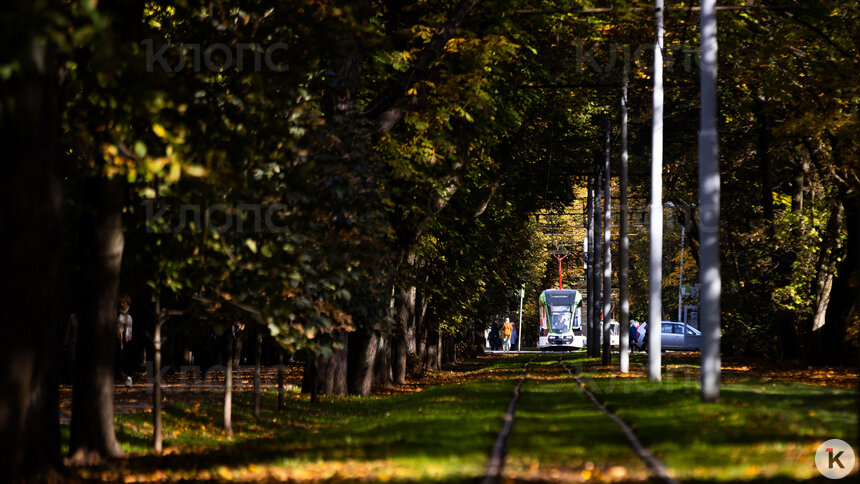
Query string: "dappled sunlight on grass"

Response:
xmin=506 ymin=360 xmax=649 ymax=483
xmin=62 ymin=352 xmax=858 ymax=482
xmin=67 ymin=359 xmax=518 ymax=482
xmin=562 ymin=352 xmax=858 ymax=482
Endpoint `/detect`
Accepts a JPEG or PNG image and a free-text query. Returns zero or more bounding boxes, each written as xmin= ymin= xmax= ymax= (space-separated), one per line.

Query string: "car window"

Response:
xmin=661 ymin=323 xmax=673 ymax=333
xmin=686 ymin=326 xmax=700 ymax=335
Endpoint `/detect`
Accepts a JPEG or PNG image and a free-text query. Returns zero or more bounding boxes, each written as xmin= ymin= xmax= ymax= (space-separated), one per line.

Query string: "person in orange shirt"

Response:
xmin=502 ymin=317 xmax=513 ymax=351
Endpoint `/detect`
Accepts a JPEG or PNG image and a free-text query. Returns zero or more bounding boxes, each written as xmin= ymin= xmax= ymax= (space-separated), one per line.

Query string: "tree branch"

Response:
xmin=364 ymin=0 xmax=481 ymax=133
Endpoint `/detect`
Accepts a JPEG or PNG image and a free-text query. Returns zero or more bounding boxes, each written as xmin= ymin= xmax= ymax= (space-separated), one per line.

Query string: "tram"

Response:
xmin=538 ymin=289 xmax=585 ymax=349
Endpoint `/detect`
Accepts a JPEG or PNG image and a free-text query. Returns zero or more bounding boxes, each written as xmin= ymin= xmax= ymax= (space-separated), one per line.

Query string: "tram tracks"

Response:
xmin=481 ymin=357 xmax=533 ymax=484
xmin=559 ymin=357 xmax=681 ymax=484
xmin=482 ymin=355 xmax=680 ymax=484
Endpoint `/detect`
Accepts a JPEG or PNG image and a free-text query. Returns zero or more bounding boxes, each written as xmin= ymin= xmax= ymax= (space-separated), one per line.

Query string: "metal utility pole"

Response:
xmin=699 ymin=0 xmax=721 ymax=403
xmin=619 ymin=69 xmax=630 ymax=373
xmin=518 ymin=284 xmax=524 ymax=351
xmin=594 ymin=161 xmax=603 ymax=358
xmin=586 ymin=176 xmax=595 ymax=355
xmin=602 ymin=114 xmax=612 ymax=366
xmin=678 ymin=226 xmax=685 ymax=322
xmin=648 ymin=0 xmax=665 ymax=381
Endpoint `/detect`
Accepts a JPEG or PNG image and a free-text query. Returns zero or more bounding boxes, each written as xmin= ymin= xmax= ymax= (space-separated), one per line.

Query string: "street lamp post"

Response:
xmin=678 ymin=226 xmax=685 ymax=322
xmin=648 ymin=0 xmax=665 ymax=382
xmin=518 ymin=284 xmax=524 ymax=351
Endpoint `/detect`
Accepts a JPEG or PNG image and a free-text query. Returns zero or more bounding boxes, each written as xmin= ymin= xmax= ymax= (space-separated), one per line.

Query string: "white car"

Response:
xmin=637 ymin=321 xmax=702 ymax=351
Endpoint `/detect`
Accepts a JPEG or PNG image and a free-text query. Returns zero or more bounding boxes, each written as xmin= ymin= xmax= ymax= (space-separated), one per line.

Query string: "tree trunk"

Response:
xmin=277 ymin=352 xmax=285 ymax=412
xmin=586 ymin=174 xmax=595 ymax=355
xmin=594 ymin=164 xmax=603 ymax=359
xmin=435 ymin=330 xmax=442 ymax=370
xmin=153 ymin=308 xmax=164 ymax=453
xmin=253 ymin=329 xmax=262 ymax=418
xmin=619 ymin=70 xmax=631 ymax=373
xmin=602 ymin=114 xmax=612 ymax=366
xmin=224 ymin=330 xmax=233 ymax=436
xmin=791 ymin=159 xmax=808 ymax=214
xmin=822 ymin=190 xmax=858 ymax=366
xmin=753 ymin=97 xmax=774 ymax=225
xmin=301 ymin=331 xmax=348 ymax=397
xmin=348 ymin=328 xmax=380 ymax=396
xmin=414 ymin=286 xmax=429 ymax=359
xmin=392 ymin=285 xmax=415 ymax=385
xmin=233 ymin=324 xmax=245 ymax=370
xmin=69 ymin=175 xmax=126 ymax=462
xmin=423 ymin=323 xmax=441 ymax=371
xmin=0 ymin=42 xmax=64 ymax=477
xmin=810 ymin=201 xmax=844 ymax=363
xmin=373 ymin=333 xmax=394 ymax=388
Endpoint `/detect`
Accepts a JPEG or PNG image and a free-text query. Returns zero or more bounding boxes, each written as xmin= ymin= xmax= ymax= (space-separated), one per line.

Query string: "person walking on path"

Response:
xmin=117 ymin=295 xmax=133 ymax=387
xmin=502 ymin=318 xmax=513 ymax=351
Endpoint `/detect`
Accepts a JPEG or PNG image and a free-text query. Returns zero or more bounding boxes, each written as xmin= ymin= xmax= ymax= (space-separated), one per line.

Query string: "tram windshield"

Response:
xmin=550 ymin=306 xmax=573 ymax=333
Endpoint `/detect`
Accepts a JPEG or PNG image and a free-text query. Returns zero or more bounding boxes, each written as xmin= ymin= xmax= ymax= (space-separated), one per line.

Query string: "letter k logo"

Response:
xmin=827 ymin=448 xmax=845 ymax=469
xmin=816 ymin=440 xmax=854 ymax=478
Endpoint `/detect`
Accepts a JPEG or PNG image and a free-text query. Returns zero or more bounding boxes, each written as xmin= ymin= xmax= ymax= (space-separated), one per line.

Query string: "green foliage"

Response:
xmin=9 ymin=0 xmax=857 ymax=358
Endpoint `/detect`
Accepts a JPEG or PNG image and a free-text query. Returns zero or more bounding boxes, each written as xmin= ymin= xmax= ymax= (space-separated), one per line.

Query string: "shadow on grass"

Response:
xmin=559 ymin=353 xmax=857 ymax=482
xmin=72 ymin=360 xmax=532 ymax=481
xmin=505 ymin=364 xmax=648 ymax=479
xmin=68 ymin=353 xmax=855 ymax=483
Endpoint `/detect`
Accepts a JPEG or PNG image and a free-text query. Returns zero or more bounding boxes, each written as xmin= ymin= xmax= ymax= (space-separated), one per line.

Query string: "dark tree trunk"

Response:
xmin=810 ymin=201 xmax=844 ymax=364
xmin=373 ymin=333 xmax=394 ymax=388
xmin=822 ymin=191 xmax=858 ymax=366
xmin=348 ymin=328 xmax=380 ymax=396
xmin=392 ymin=285 xmax=415 ymax=385
xmin=392 ymin=330 xmax=408 ymax=385
xmin=69 ymin=175 xmax=126 ymax=462
xmin=593 ymin=165 xmax=603 ymax=358
xmin=0 ymin=42 xmax=64 ymax=478
xmin=224 ymin=330 xmax=233 ymax=436
xmin=152 ymin=322 xmax=164 ymax=450
xmin=442 ymin=335 xmax=458 ymax=365
xmin=791 ymin=159 xmax=808 ymax=214
xmin=233 ymin=324 xmax=246 ymax=370
xmin=301 ymin=331 xmax=348 ymax=397
xmin=253 ymin=329 xmax=262 ymax=418
xmin=586 ymin=174 xmax=595 ymax=356
xmin=407 ymin=285 xmax=421 ymax=356
xmin=153 ymin=302 xmax=164 ymax=453
xmin=414 ymin=286 xmax=429 ymax=360
xmin=423 ymin=323 xmax=441 ymax=371
xmin=753 ymin=98 xmax=775 ymax=224
xmin=277 ymin=352 xmax=285 ymax=411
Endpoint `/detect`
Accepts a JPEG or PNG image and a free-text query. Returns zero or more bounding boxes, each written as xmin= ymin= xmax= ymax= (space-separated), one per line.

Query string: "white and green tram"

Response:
xmin=538 ymin=289 xmax=585 ymax=349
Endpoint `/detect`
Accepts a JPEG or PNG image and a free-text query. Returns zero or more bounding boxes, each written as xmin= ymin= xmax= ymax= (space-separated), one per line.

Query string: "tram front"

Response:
xmin=539 ymin=289 xmax=584 ymax=349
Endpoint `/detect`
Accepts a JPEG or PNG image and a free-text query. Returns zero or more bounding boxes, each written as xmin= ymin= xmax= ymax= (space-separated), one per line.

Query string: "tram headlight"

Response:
xmin=549 ymin=335 xmax=574 ymax=344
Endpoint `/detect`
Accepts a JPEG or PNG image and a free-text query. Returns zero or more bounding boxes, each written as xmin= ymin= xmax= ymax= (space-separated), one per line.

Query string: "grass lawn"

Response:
xmin=65 ymin=356 xmax=524 ymax=482
xmin=63 ymin=352 xmax=857 ymax=482
xmin=504 ymin=357 xmax=648 ymax=482
xmin=561 ymin=351 xmax=858 ymax=483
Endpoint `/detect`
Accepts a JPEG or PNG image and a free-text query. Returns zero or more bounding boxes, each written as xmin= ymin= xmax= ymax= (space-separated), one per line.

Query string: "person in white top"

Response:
xmin=117 ymin=295 xmax=133 ymax=387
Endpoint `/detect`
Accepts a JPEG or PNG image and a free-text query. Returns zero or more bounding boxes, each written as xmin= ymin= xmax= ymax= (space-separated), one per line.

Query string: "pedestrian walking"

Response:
xmin=117 ymin=295 xmax=133 ymax=387
xmin=502 ymin=318 xmax=513 ymax=351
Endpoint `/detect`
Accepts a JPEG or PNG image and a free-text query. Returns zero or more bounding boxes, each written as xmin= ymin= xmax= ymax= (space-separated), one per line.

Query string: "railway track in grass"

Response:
xmin=482 ymin=354 xmax=679 ymax=484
